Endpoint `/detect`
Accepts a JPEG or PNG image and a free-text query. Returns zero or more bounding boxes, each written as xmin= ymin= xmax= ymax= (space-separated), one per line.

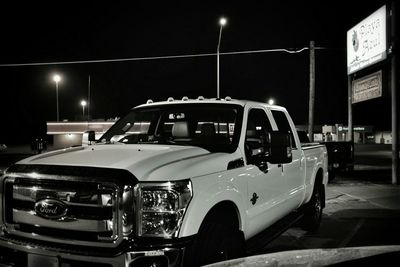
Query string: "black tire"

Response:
xmin=184 ymin=216 xmax=245 ymax=266
xmin=301 ymin=183 xmax=323 ymax=231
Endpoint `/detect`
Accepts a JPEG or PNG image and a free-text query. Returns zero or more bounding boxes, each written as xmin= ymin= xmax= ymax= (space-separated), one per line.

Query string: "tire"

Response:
xmin=301 ymin=183 xmax=323 ymax=231
xmin=184 ymin=216 xmax=245 ymax=266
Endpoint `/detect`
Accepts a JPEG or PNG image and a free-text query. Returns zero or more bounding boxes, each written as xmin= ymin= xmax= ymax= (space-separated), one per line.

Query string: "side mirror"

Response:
xmin=82 ymin=130 xmax=96 ymax=146
xmin=267 ymin=132 xmax=292 ymax=164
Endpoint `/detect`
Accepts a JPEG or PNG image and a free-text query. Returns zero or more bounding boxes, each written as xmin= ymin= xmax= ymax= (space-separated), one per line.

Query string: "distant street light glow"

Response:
xmin=268 ymin=99 xmax=275 ymax=105
xmin=53 ymin=74 xmax=61 ymax=83
xmin=219 ymin=17 xmax=227 ymax=26
xmin=53 ymin=74 xmax=62 ymax=121
xmin=81 ymin=100 xmax=87 ymax=117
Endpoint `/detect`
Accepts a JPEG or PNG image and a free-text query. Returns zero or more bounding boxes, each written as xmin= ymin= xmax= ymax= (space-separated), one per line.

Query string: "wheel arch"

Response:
xmin=200 ymin=200 xmax=242 ymax=230
xmin=179 ymin=195 xmax=245 ymax=238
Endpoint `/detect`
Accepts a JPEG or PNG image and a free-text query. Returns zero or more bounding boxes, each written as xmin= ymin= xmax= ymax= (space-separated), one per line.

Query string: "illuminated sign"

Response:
xmin=338 ymin=126 xmax=371 ymax=132
xmin=347 ymin=5 xmax=387 ymax=74
xmin=352 ymin=70 xmax=382 ymax=103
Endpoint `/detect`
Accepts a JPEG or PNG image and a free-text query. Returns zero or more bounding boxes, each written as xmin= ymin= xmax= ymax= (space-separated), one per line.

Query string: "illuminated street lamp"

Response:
xmin=53 ymin=74 xmax=61 ymax=121
xmin=217 ymin=17 xmax=227 ymax=99
xmin=81 ymin=100 xmax=87 ymax=117
xmin=268 ymin=98 xmax=275 ymax=105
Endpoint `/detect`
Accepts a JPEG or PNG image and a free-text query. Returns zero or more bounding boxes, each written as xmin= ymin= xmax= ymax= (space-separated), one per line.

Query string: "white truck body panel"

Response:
xmin=18 ymin=144 xmax=234 ymax=182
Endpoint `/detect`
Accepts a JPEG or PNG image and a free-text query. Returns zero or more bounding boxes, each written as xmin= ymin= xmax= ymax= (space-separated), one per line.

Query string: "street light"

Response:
xmin=81 ymin=100 xmax=87 ymax=117
xmin=217 ymin=17 xmax=227 ymax=99
xmin=53 ymin=74 xmax=61 ymax=121
xmin=268 ymin=98 xmax=275 ymax=105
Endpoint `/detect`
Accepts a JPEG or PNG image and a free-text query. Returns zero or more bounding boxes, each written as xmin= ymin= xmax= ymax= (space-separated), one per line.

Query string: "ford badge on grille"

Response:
xmin=35 ymin=199 xmax=68 ymax=219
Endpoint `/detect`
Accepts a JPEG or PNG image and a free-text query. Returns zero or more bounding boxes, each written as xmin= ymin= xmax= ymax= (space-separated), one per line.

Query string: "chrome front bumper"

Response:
xmin=0 ymin=237 xmax=185 ymax=267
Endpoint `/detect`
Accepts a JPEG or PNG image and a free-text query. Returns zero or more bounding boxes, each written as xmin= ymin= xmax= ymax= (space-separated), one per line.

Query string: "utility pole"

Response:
xmin=347 ymin=76 xmax=353 ymax=142
xmin=390 ymin=1 xmax=398 ymax=184
xmin=308 ymin=40 xmax=315 ymax=142
xmin=88 ymin=75 xmax=91 ymax=121
xmin=217 ymin=17 xmax=227 ymax=99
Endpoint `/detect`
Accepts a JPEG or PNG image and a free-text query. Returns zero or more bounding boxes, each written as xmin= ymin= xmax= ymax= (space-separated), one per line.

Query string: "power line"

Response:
xmin=0 ymin=47 xmax=328 ymax=67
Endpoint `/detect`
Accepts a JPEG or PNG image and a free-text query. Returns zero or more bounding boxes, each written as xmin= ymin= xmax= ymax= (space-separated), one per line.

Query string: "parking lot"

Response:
xmin=258 ymin=176 xmax=400 ymax=255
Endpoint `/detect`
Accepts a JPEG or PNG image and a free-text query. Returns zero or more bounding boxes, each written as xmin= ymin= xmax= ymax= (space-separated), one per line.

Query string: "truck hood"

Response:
xmin=16 ymin=144 xmax=235 ymax=181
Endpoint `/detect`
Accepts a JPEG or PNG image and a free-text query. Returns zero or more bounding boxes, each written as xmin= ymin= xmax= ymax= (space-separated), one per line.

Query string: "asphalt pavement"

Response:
xmin=259 ymin=172 xmax=400 ymax=255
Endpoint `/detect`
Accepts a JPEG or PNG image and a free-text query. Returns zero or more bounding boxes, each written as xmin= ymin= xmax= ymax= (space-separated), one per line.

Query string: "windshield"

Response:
xmin=99 ymin=103 xmax=243 ymax=153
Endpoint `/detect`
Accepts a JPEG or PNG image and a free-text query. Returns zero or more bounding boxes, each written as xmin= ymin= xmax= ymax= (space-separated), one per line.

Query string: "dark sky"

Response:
xmin=0 ymin=0 xmax=392 ymax=143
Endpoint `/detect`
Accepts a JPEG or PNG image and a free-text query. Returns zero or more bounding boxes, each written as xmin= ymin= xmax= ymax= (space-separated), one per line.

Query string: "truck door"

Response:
xmin=245 ymin=108 xmax=289 ymax=237
xmin=271 ymin=109 xmax=305 ymax=210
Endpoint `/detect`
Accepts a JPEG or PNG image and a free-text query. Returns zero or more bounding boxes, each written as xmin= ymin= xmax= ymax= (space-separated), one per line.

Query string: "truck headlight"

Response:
xmin=137 ymin=180 xmax=192 ymax=238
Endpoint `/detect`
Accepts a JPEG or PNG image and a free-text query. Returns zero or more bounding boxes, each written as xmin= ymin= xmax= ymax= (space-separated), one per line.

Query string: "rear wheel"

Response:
xmin=301 ymin=183 xmax=323 ymax=231
xmin=184 ymin=215 xmax=245 ymax=266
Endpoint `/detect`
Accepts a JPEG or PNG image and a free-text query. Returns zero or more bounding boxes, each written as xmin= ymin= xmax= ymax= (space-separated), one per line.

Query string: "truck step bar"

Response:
xmin=246 ymin=211 xmax=303 ymax=254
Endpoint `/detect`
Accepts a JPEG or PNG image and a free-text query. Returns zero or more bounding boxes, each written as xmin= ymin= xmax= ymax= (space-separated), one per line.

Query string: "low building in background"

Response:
xmin=297 ymin=124 xmax=391 ymax=144
xmin=47 ymin=121 xmax=116 ymax=149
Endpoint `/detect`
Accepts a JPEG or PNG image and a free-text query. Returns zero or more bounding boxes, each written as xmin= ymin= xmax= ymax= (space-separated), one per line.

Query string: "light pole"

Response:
xmin=217 ymin=17 xmax=227 ymax=99
xmin=81 ymin=100 xmax=87 ymax=118
xmin=53 ymin=74 xmax=61 ymax=121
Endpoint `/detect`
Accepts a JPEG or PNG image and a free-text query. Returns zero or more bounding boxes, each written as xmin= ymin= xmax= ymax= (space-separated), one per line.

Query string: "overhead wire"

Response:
xmin=0 ymin=47 xmax=328 ymax=67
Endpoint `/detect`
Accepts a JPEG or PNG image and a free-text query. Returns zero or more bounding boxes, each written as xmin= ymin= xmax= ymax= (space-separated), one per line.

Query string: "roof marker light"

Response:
xmin=225 ymin=96 xmax=232 ymax=101
xmin=167 ymin=97 xmax=174 ymax=102
xmin=197 ymin=96 xmax=205 ymax=100
xmin=146 ymin=99 xmax=153 ymax=104
xmin=182 ymin=96 xmax=189 ymax=101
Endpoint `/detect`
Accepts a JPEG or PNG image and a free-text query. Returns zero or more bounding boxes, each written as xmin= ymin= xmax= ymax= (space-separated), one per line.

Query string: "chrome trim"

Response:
xmin=5 ymin=171 xmax=120 ymax=186
xmin=3 ymin=175 xmax=124 ymax=248
xmin=0 ymin=237 xmax=183 ymax=267
xmin=13 ymin=209 xmax=110 ymax=232
xmin=135 ymin=180 xmax=193 ymax=238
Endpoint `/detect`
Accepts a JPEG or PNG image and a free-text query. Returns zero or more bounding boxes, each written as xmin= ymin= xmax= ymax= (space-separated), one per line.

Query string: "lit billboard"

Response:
xmin=347 ymin=5 xmax=387 ymax=74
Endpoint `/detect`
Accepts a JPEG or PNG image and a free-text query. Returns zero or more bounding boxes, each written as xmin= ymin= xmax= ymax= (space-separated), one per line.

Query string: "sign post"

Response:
xmin=308 ymin=41 xmax=315 ymax=142
xmin=390 ymin=1 xmax=398 ymax=184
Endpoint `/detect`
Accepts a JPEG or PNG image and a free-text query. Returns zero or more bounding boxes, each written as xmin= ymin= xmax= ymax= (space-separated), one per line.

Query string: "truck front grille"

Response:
xmin=4 ymin=177 xmax=122 ymax=247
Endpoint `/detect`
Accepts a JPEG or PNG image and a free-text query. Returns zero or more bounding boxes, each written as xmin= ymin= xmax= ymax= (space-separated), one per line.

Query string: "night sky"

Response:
xmin=0 ymin=0 xmax=392 ymax=144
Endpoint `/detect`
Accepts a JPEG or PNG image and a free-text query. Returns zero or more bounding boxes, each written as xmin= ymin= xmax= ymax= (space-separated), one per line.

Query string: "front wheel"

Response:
xmin=301 ymin=183 xmax=323 ymax=231
xmin=184 ymin=217 xmax=245 ymax=266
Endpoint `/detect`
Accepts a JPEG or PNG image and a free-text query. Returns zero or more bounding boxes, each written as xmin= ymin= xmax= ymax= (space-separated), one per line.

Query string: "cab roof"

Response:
xmin=133 ymin=96 xmax=286 ymax=112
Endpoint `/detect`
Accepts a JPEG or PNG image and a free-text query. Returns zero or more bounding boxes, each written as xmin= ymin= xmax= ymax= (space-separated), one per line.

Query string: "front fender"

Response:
xmin=178 ymin=170 xmax=248 ymax=238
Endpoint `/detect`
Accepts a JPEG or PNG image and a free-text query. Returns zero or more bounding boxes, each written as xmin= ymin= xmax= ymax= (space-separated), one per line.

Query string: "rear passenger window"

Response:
xmin=271 ymin=110 xmax=296 ymax=148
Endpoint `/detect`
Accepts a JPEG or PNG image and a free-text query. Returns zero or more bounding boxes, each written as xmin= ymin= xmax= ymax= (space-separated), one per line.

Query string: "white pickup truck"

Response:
xmin=0 ymin=98 xmax=328 ymax=267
